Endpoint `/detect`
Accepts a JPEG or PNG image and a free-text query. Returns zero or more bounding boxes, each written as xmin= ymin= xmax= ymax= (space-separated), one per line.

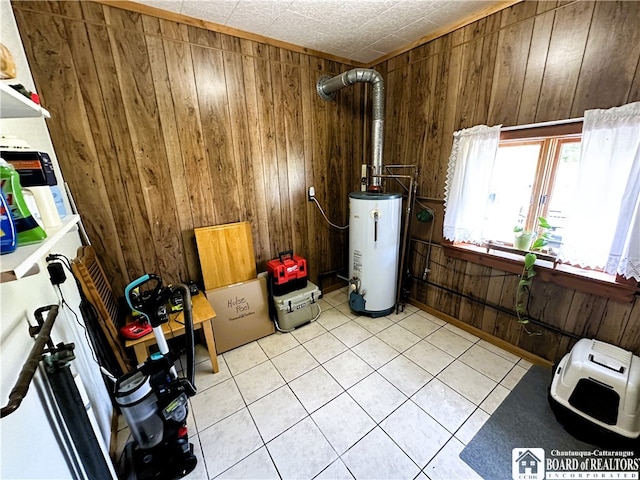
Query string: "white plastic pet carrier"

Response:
xmin=549 ymin=338 xmax=640 ymax=439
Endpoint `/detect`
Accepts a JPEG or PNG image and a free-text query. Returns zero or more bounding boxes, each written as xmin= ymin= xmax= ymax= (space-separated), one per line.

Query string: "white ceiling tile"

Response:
xmin=180 ymin=0 xmax=240 ymax=24
xmin=394 ymin=16 xmax=440 ymax=42
xmin=132 ymin=0 xmax=506 ymax=63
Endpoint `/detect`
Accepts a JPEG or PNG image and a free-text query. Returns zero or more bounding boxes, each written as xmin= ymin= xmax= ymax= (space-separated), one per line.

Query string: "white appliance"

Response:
xmin=549 ymin=338 xmax=640 ymax=440
xmin=348 ymin=192 xmax=402 ymax=317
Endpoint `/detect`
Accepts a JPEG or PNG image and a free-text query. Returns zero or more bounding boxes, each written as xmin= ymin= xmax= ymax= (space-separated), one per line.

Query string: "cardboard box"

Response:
xmin=205 ymin=274 xmax=275 ymax=353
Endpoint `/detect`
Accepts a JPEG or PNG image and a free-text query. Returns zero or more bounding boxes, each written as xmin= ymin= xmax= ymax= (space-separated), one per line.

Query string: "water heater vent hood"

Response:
xmin=316 ymin=68 xmax=384 ymax=192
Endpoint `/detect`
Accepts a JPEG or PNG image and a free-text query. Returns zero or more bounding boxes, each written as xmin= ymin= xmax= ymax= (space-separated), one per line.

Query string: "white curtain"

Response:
xmin=558 ymin=102 xmax=640 ymax=280
xmin=443 ymin=124 xmax=501 ymax=243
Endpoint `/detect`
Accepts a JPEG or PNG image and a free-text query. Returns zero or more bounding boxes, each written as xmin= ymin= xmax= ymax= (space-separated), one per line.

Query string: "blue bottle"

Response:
xmin=0 ymin=189 xmax=17 ymax=254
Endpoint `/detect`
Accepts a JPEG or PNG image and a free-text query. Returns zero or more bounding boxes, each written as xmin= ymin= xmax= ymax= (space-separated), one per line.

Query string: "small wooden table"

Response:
xmin=124 ymin=292 xmax=219 ymax=373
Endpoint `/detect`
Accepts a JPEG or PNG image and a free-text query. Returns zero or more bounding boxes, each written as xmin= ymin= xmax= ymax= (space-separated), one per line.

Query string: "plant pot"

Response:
xmin=514 ymin=232 xmax=535 ymax=251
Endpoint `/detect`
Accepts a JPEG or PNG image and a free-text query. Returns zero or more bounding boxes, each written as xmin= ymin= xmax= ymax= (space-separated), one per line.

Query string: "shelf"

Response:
xmin=0 ymin=82 xmax=50 ymax=119
xmin=0 ymin=215 xmax=80 ymax=282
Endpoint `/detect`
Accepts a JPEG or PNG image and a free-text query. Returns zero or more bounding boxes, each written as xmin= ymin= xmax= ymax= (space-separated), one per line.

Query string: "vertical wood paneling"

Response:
xmin=104 ymin=7 xmax=185 ymax=281
xmin=376 ymin=0 xmax=640 ymax=362
xmin=571 ymin=1 xmax=640 ymax=115
xmin=14 ymin=1 xmax=360 ymax=294
xmin=534 ymin=1 xmax=594 ymax=122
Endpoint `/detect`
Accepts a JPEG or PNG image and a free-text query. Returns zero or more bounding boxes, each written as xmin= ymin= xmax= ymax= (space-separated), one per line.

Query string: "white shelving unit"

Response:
xmin=1 ymin=81 xmax=78 ymax=282
xmin=0 ymin=82 xmax=50 ymax=118
xmin=0 ymin=215 xmax=80 ymax=282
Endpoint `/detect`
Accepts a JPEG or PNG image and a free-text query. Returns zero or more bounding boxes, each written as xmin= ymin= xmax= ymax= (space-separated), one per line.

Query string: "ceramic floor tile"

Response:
xmin=412 ymin=378 xmax=475 ymax=433
xmin=190 ymin=378 xmax=245 ymax=431
xmin=414 ymin=309 xmax=447 ymax=326
xmin=234 ymin=360 xmax=285 ymax=404
xmin=455 ymin=408 xmax=490 ymax=445
xmin=347 ymin=372 xmax=407 ymax=423
xmin=397 ymin=313 xmax=441 ymax=338
xmin=353 ymin=315 xmax=394 ymax=334
xmin=323 ymin=350 xmax=374 ymax=389
xmin=330 ymin=321 xmax=372 ymax=348
xmin=290 ymin=321 xmax=327 ymax=344
xmin=384 ymin=307 xmax=416 ymax=322
xmin=459 ymin=343 xmax=515 ymax=382
xmin=341 ymin=427 xmax=420 ymax=480
xmin=334 ymin=302 xmax=358 ymax=319
xmin=376 ymin=323 xmax=421 ymax=352
xmin=425 ymin=328 xmax=474 ymax=357
xmin=214 ymin=446 xmax=279 ymax=479
xmin=311 ymin=392 xmax=375 ymax=454
xmin=442 ymin=323 xmax=480 ymax=343
xmin=380 ymin=400 xmax=451 ymax=468
xmin=423 ymin=437 xmax=482 ymax=480
xmin=316 ymin=308 xmax=351 ymax=331
xmin=403 ymin=341 xmax=455 ymax=376
xmin=271 ymin=345 xmax=319 ymax=382
xmin=302 ymin=332 xmax=348 ymax=363
xmin=314 ymin=459 xmax=354 ymax=479
xmin=188 ymin=437 xmax=208 ymax=480
xmin=322 ymin=288 xmax=348 ymax=307
xmin=199 ymin=408 xmax=264 ymax=479
xmin=288 ymin=366 xmax=344 ymax=414
xmin=266 ymin=417 xmax=337 ymax=480
xmin=378 ymin=355 xmax=432 ymax=397
xmin=257 ymin=332 xmax=300 ymax=358
xmin=437 ymin=360 xmax=497 ymax=405
xmin=518 ymin=358 xmax=534 ymax=370
xmin=479 ymin=384 xmax=510 ymax=414
xmin=477 ymin=339 xmax=521 ymax=363
xmin=192 ymin=354 xmax=232 ymax=391
xmin=351 ymin=335 xmax=399 ymax=370
xmin=223 ymin=342 xmax=269 ymax=375
xmin=248 ymin=385 xmax=307 ymax=442
xmin=501 ymin=364 xmax=529 ymax=390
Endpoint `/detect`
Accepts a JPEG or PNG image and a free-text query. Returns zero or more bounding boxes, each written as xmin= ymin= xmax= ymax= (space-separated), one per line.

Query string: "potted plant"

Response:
xmin=513 ymin=217 xmax=553 ymax=251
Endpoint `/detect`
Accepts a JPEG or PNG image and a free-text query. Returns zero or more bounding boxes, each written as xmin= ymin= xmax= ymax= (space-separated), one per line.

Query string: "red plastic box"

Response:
xmin=266 ymin=251 xmax=308 ymax=296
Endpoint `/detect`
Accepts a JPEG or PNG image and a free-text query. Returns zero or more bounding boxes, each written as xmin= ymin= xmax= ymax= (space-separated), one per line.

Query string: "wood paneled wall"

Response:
xmin=376 ymin=0 xmax=640 ymax=362
xmin=12 ymin=1 xmax=364 ymax=295
xmin=13 ymin=0 xmax=640 ymax=362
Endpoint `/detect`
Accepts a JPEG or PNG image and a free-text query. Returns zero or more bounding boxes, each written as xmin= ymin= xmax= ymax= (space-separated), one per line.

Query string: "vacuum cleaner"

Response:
xmin=549 ymin=338 xmax=640 ymax=446
xmin=116 ymin=274 xmax=198 ymax=480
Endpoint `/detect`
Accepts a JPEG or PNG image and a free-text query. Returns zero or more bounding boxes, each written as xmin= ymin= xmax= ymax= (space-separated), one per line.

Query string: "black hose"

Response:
xmin=173 ymin=284 xmax=195 ymax=389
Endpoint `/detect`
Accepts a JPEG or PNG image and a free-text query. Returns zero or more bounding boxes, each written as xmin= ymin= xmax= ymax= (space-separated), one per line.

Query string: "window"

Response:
xmin=443 ymin=102 xmax=640 ymax=290
xmin=484 ymin=124 xmax=582 ymax=253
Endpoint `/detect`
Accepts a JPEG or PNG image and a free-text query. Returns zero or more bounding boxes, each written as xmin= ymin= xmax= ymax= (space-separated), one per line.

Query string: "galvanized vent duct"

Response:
xmin=317 ymin=69 xmax=385 ymax=192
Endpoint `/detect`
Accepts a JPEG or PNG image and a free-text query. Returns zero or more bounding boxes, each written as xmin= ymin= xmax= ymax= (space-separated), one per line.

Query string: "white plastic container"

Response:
xmin=549 ymin=338 xmax=640 ymax=439
xmin=348 ymin=192 xmax=402 ymax=316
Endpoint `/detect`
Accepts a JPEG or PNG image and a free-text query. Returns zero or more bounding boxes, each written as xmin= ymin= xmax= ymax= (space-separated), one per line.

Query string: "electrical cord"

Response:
xmin=312 ymin=197 xmax=349 ymax=230
xmin=47 ymin=253 xmax=101 ymax=366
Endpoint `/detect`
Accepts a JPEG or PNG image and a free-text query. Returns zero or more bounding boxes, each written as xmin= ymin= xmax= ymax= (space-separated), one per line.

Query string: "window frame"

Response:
xmin=443 ymin=120 xmax=639 ymax=302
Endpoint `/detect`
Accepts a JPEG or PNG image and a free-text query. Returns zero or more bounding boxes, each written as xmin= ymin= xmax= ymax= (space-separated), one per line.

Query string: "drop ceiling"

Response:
xmin=132 ymin=0 xmax=513 ymax=64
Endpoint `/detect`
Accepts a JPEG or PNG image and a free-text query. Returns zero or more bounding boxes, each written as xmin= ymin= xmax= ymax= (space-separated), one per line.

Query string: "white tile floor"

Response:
xmin=118 ymin=288 xmax=533 ymax=479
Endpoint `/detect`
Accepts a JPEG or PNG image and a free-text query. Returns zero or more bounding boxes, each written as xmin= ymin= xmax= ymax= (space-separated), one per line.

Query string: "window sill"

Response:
xmin=442 ymin=243 xmax=638 ymax=303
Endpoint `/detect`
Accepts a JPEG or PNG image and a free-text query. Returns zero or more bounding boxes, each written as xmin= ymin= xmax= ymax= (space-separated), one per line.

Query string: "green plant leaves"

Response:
xmin=524 ymin=253 xmax=537 ymax=269
xmin=538 ymin=217 xmax=552 ymax=229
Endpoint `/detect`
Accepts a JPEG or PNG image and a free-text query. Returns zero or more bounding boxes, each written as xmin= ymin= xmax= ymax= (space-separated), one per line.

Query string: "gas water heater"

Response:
xmin=348 ymin=192 xmax=402 ymax=317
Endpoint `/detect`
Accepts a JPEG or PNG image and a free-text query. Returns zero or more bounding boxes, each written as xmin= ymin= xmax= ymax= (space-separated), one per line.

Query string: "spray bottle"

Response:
xmin=0 ymin=189 xmax=17 ymax=254
xmin=0 ymin=158 xmax=47 ymax=245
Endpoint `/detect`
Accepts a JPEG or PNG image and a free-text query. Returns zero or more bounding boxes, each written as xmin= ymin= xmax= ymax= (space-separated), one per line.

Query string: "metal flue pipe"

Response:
xmin=317 ymin=69 xmax=385 ymax=192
